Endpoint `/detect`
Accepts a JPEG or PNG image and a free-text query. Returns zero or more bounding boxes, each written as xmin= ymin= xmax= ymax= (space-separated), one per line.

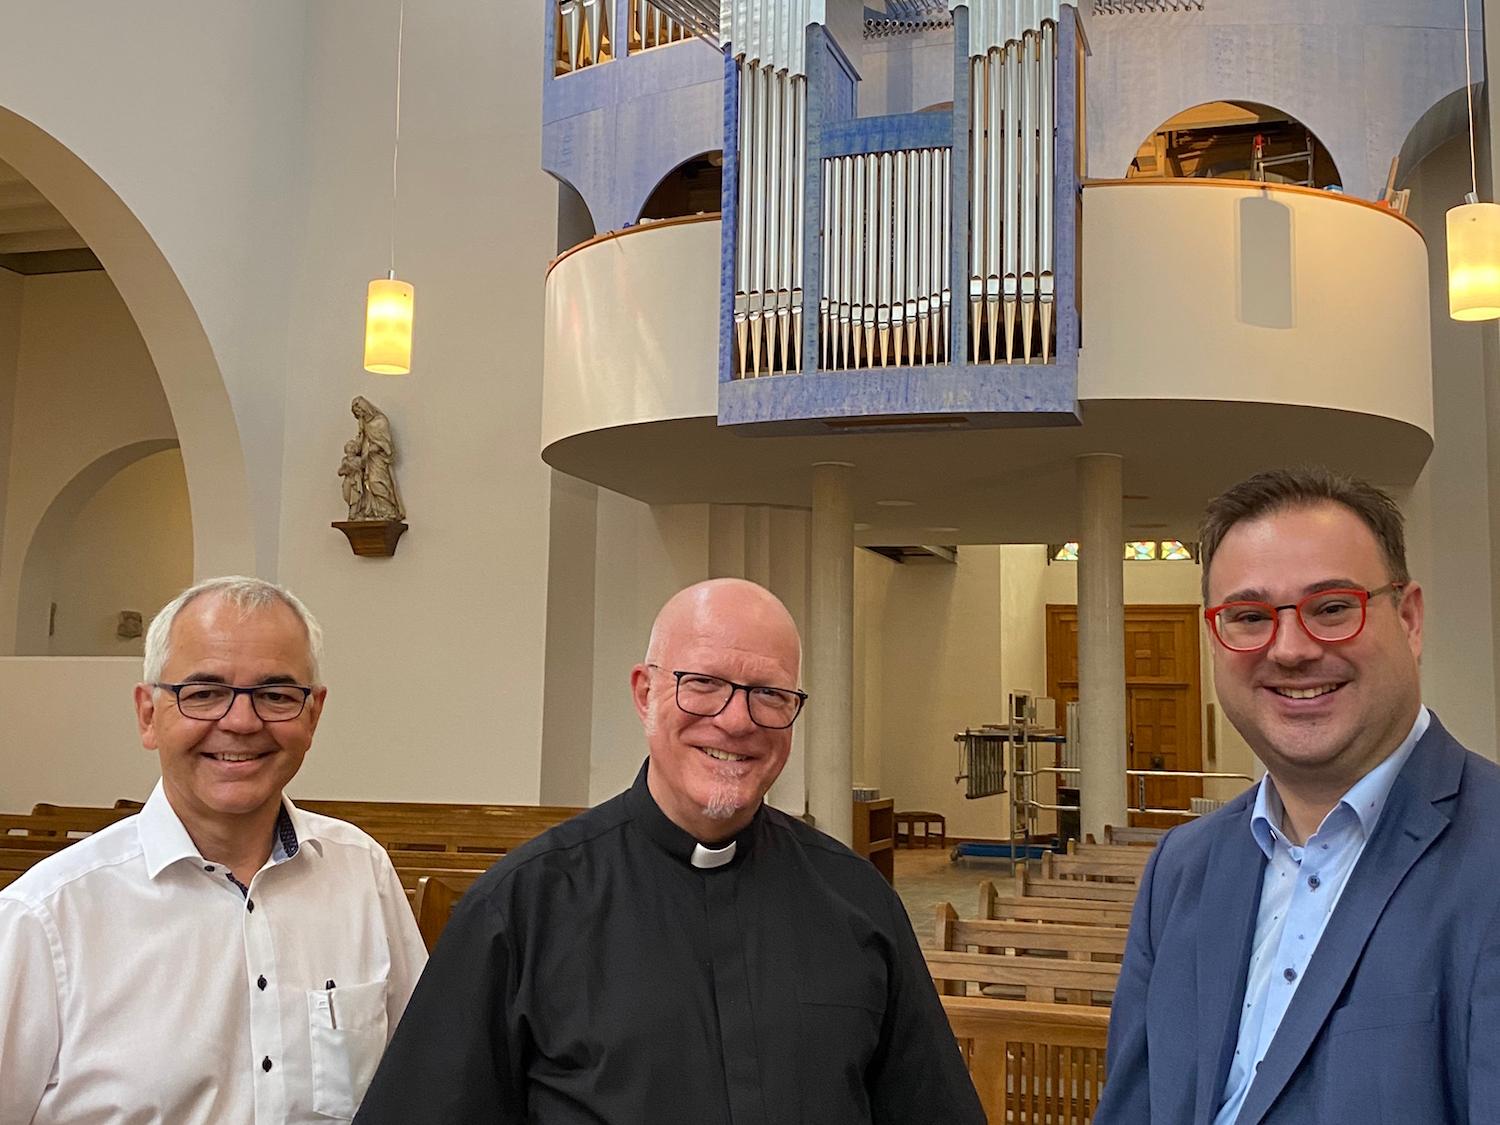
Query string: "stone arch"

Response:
xmin=0 ymin=106 xmax=256 ymax=598
xmin=1396 ymin=85 xmax=1477 ymax=190
xmin=638 ymin=150 xmax=724 ymax=223
xmin=14 ymin=439 xmax=181 ymax=653
xmin=1124 ymin=100 xmax=1342 ymax=189
xmin=554 ymin=173 xmax=598 ymax=253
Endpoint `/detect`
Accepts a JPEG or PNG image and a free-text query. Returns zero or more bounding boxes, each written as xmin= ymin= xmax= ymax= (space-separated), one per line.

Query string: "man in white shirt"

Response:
xmin=0 ymin=576 xmax=427 ymax=1125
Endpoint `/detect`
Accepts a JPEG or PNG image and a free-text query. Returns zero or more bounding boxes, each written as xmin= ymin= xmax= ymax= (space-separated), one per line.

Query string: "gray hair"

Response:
xmin=143 ymin=576 xmax=324 ymax=685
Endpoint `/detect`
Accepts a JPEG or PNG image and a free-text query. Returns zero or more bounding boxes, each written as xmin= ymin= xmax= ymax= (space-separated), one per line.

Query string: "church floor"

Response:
xmin=893 ymin=846 xmax=1016 ymax=946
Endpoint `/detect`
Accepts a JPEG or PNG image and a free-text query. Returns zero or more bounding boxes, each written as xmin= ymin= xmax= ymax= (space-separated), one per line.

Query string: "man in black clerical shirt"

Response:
xmin=355 ymin=578 xmax=984 ymax=1124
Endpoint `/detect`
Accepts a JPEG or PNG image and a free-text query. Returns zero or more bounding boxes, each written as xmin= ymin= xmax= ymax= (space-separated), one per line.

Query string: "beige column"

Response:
xmin=808 ymin=461 xmax=855 ymax=844
xmin=1076 ymin=454 xmax=1128 ymax=840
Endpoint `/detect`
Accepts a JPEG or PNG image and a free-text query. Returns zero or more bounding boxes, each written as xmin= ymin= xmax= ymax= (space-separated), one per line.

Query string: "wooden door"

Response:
xmin=1046 ymin=605 xmax=1203 ymax=828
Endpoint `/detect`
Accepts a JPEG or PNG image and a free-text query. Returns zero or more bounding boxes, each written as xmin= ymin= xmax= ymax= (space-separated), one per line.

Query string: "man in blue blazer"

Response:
xmin=1095 ymin=467 xmax=1500 ymax=1124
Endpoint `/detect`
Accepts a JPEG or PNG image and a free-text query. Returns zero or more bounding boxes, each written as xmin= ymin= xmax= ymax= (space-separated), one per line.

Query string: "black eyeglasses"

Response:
xmin=651 ymin=666 xmax=808 ymax=729
xmin=154 ymin=681 xmax=314 ymax=722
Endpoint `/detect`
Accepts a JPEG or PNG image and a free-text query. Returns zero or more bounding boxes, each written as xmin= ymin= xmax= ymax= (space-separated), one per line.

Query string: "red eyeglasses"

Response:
xmin=1204 ymin=583 xmax=1406 ymax=653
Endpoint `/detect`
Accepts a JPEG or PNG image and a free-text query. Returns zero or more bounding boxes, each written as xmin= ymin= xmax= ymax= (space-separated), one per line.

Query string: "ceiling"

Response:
xmin=542 ymin=399 xmax=1433 ymax=547
xmin=0 ymin=158 xmax=101 ymax=275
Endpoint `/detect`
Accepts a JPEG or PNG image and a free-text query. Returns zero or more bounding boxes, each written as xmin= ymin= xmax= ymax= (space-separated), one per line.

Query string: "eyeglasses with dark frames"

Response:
xmin=1203 ymin=582 xmax=1406 ymax=653
xmin=153 ymin=681 xmax=314 ymax=722
xmin=649 ymin=666 xmax=808 ymax=729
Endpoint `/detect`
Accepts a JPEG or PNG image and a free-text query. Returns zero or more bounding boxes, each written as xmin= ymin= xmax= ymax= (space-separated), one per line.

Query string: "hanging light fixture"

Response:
xmin=365 ymin=0 xmax=415 ymax=372
xmin=1448 ymin=0 xmax=1500 ymax=321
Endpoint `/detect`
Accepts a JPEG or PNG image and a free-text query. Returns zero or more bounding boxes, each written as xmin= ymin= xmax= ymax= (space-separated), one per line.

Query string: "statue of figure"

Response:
xmin=337 ymin=439 xmax=365 ymax=519
xmin=349 ymin=396 xmax=406 ymax=521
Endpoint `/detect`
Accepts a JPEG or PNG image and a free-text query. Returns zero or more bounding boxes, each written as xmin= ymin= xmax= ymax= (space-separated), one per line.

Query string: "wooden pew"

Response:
xmin=1102 ymin=824 xmax=1165 ymax=846
xmin=1013 ymin=863 xmax=1137 ymax=903
xmin=926 ymin=948 xmax=1120 ymax=1004
xmin=1040 ymin=851 xmax=1143 ymax=885
xmin=944 ymin=995 xmax=1109 ymax=1124
xmin=1067 ymin=840 xmax=1154 ymax=864
xmin=936 ymin=906 xmax=1127 ymax=963
xmin=412 ymin=874 xmax=471 ymax=952
xmin=978 ymin=881 xmax=1134 ymax=928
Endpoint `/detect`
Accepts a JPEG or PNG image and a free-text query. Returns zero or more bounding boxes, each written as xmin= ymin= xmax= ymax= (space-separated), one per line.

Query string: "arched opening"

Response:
xmin=1126 ymin=100 xmax=1342 ymax=189
xmin=556 ymin=176 xmax=597 ymax=254
xmin=638 ymin=151 xmax=723 ymax=223
xmin=16 ymin=441 xmax=192 ymax=655
xmin=0 ymin=106 xmax=256 ymax=606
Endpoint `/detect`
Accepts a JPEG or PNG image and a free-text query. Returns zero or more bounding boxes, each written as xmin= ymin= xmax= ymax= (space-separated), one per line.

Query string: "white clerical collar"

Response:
xmin=691 ymin=840 xmax=737 ymax=869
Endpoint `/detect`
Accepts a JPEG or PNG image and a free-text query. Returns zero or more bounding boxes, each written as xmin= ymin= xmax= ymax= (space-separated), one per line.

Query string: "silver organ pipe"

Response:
xmin=1038 ymin=17 xmax=1056 ymax=363
xmin=960 ymin=0 xmax=1059 ymax=364
xmin=728 ymin=0 xmax=810 ymax=377
xmin=819 ymin=147 xmax=949 ymax=369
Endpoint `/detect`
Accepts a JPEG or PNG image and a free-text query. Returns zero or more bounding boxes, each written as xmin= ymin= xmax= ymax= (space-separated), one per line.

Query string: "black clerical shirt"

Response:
xmin=354 ymin=762 xmax=984 ymax=1124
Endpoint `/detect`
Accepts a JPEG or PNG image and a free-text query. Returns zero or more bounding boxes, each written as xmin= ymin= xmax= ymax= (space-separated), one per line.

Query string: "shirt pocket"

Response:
xmin=308 ymin=979 xmax=390 ymax=1120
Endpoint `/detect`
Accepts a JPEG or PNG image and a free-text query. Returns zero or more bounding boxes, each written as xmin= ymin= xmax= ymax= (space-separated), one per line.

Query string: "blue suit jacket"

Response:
xmin=1094 ymin=714 xmax=1500 ymax=1124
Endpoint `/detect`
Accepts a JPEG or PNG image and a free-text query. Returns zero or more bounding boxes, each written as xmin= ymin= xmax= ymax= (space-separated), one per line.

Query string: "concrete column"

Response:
xmin=808 ymin=461 xmax=854 ymax=844
xmin=1076 ymin=454 xmax=1128 ymax=840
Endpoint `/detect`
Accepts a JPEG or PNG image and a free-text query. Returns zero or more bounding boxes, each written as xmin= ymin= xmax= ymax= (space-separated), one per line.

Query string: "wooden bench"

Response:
xmin=412 ymin=874 xmax=475 ymax=951
xmin=978 ymin=881 xmax=1134 ymax=928
xmin=1101 ymin=824 xmax=1166 ymax=846
xmin=936 ymin=906 xmax=1127 ymax=962
xmin=926 ymin=948 xmax=1120 ymax=1005
xmin=944 ymin=995 xmax=1109 ymax=1124
xmin=1013 ymin=863 xmax=1137 ymax=903
xmin=894 ymin=810 xmax=946 ymax=848
xmin=1067 ymin=840 xmax=1154 ymax=864
xmin=1040 ymin=852 xmax=1144 ymax=885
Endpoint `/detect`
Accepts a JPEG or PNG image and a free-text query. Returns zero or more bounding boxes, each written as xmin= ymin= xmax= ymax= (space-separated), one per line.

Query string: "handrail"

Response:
xmin=546 ymin=212 xmax=722 ymax=279
xmin=1081 ymin=176 xmax=1425 ymax=241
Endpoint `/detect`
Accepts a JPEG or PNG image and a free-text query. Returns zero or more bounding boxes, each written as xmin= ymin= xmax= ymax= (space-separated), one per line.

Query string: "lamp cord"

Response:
xmin=390 ymin=0 xmax=408 ymax=277
xmin=1465 ymin=0 xmax=1479 ymax=201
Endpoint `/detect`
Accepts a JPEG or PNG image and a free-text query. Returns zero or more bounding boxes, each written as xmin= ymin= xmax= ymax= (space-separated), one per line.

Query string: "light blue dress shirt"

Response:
xmin=1212 ymin=706 xmax=1429 ymax=1125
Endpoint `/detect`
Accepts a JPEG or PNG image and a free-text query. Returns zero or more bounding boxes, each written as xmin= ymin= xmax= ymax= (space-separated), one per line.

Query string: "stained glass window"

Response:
xmin=1047 ymin=540 xmax=1198 ymax=563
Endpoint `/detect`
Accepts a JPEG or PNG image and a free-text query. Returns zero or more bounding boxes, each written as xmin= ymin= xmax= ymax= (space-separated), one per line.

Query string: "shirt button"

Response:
xmin=204 ymin=864 xmax=215 ymax=872
xmin=257 ymin=975 xmax=267 ymax=991
xmin=1284 ymin=967 xmax=1298 ymax=982
xmin=247 ymin=900 xmax=255 ymax=912
xmin=1308 ymin=874 xmax=1321 ymax=889
xmin=262 ymin=1056 xmax=273 ymax=1072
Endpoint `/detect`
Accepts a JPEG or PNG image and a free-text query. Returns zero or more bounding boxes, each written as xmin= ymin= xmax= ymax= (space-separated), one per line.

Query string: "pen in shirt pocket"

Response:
xmin=326 ymin=980 xmax=337 ymax=1029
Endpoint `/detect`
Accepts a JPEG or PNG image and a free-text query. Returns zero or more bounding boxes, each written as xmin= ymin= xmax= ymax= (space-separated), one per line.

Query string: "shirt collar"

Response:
xmin=624 ymin=760 xmax=760 ymax=869
xmin=139 ymin=780 xmax=317 ymax=879
xmin=1250 ymin=705 xmax=1429 ymax=859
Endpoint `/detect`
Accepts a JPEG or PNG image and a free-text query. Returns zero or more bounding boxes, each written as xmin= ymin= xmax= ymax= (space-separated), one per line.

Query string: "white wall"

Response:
xmin=856 ymin=547 xmax=1011 ymax=841
xmin=0 ymin=269 xmax=20 ymax=571
xmin=0 ymin=658 xmax=153 ymax=811
xmin=48 ymin=448 xmax=192 ymax=656
xmin=1402 ymin=135 xmax=1498 ymax=756
xmin=0 ymin=271 xmax=177 ymax=652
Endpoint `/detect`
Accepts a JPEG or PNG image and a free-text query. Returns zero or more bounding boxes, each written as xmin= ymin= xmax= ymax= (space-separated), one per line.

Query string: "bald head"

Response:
xmin=632 ymin=579 xmax=803 ymax=842
xmin=645 ymin=578 xmax=801 ymax=679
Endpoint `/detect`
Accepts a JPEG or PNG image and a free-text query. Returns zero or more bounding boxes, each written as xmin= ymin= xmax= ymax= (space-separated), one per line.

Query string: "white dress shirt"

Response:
xmin=0 ymin=782 xmax=428 ymax=1125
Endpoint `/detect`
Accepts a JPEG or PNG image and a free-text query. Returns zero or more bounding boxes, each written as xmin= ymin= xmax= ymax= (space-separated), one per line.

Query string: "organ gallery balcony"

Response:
xmin=540 ymin=178 xmax=1433 ymax=541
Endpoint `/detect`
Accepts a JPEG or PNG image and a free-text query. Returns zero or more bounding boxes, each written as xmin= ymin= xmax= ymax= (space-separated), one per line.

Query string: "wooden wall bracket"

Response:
xmin=332 ymin=519 xmax=409 ymax=557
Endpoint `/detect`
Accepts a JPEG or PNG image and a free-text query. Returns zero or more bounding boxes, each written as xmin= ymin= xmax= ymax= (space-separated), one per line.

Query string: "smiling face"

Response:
xmin=631 ymin=580 xmax=801 ymax=843
xmin=1206 ymin=501 xmax=1423 ymax=796
xmin=135 ymin=594 xmax=326 ymax=839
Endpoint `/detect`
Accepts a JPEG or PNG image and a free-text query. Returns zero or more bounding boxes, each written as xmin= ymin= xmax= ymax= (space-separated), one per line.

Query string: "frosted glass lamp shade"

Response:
xmin=1448 ymin=202 xmax=1500 ymax=322
xmin=364 ymin=277 xmax=415 ymax=373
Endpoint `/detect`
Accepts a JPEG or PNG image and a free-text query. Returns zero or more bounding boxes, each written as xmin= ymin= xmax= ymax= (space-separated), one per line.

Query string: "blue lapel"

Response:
xmin=1233 ymin=718 xmax=1463 ymax=1125
xmin=1193 ymin=797 xmax=1267 ymax=1124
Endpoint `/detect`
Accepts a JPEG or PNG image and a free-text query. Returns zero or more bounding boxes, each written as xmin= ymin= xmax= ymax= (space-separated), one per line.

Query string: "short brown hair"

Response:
xmin=1199 ymin=467 xmax=1409 ymax=601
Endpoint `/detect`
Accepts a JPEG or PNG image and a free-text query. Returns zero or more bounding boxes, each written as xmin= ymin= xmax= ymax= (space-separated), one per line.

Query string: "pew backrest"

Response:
xmin=978 ymin=881 xmax=1134 ymax=927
